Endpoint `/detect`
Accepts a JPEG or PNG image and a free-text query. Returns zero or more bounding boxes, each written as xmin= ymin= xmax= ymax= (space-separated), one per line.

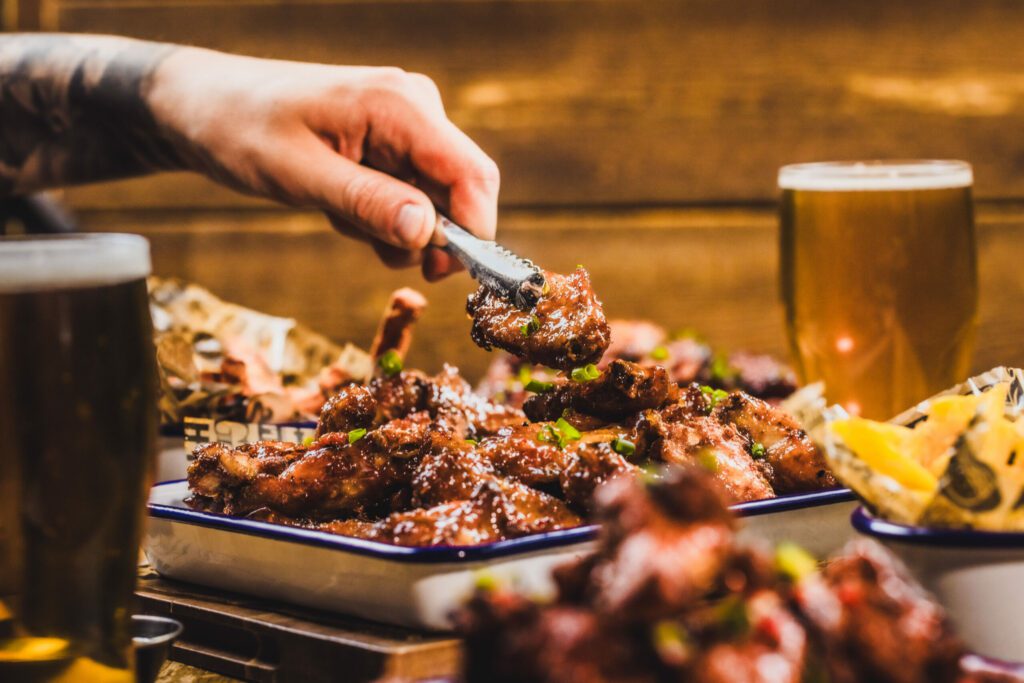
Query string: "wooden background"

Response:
xmin=5 ymin=0 xmax=1024 ymax=380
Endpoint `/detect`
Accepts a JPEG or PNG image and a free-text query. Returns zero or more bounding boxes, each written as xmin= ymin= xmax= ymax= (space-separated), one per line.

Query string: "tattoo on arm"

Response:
xmin=0 ymin=34 xmax=186 ymax=197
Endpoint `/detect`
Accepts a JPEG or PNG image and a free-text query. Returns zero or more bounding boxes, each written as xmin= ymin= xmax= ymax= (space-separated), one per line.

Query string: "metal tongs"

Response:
xmin=437 ymin=214 xmax=546 ymax=310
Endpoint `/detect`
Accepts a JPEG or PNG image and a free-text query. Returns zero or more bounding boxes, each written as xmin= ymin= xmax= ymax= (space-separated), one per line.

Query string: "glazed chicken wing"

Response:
xmin=467 ymin=267 xmax=611 ymax=371
xmin=187 ymin=435 xmax=410 ymax=519
xmin=713 ymin=392 xmax=836 ymax=494
xmin=523 ymin=360 xmax=676 ymax=423
xmin=319 ymin=365 xmax=525 ymax=439
xmin=478 ymin=422 xmax=574 ymax=486
xmin=639 ymin=410 xmax=774 ymax=503
xmin=410 ymin=428 xmax=581 ymax=533
xmin=795 ymin=540 xmax=965 ymax=683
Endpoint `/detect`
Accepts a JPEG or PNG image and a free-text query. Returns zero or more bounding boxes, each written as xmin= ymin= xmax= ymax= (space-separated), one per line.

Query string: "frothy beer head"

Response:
xmin=0 ymin=234 xmax=150 ymax=293
xmin=778 ymin=160 xmax=973 ymax=192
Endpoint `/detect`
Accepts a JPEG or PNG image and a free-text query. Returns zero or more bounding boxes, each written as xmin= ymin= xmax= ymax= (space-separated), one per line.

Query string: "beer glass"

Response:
xmin=779 ymin=161 xmax=977 ymax=420
xmin=0 ymin=235 xmax=157 ymax=681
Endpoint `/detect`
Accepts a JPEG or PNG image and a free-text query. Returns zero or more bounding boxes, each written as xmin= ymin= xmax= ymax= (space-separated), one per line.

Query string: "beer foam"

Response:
xmin=778 ymin=161 xmax=973 ymax=191
xmin=0 ymin=234 xmax=150 ymax=292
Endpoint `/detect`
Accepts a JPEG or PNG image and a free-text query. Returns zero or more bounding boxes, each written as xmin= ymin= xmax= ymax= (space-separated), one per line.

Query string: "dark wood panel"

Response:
xmin=76 ymin=204 xmax=1024 ymax=382
xmin=52 ymin=0 xmax=1024 ymax=209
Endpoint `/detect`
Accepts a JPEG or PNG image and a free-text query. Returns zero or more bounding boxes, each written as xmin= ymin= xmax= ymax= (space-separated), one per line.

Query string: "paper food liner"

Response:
xmin=821 ymin=366 xmax=1024 ymax=529
xmin=151 ymin=277 xmax=373 ymax=424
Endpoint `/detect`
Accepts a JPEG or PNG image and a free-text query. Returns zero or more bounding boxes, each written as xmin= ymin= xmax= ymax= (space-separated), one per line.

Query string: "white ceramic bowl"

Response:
xmin=852 ymin=506 xmax=1024 ymax=662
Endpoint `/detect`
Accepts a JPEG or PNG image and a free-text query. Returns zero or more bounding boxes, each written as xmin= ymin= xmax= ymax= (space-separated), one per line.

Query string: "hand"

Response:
xmin=147 ymin=47 xmax=499 ymax=280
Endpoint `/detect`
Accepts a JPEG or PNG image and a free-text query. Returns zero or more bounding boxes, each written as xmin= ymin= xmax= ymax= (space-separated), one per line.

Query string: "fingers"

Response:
xmin=346 ymin=70 xmax=500 ymax=242
xmin=408 ymin=118 xmax=500 ymax=243
xmin=296 ymin=136 xmax=439 ymax=251
xmin=327 ymin=211 xmax=424 ymax=271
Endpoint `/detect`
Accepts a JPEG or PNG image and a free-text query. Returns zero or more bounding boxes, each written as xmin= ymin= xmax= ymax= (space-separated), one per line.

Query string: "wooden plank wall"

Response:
xmin=8 ymin=0 xmax=1024 ymax=380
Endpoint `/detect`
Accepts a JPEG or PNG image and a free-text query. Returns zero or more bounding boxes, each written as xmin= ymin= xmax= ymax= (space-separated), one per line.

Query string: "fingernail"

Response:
xmin=395 ymin=204 xmax=427 ymax=246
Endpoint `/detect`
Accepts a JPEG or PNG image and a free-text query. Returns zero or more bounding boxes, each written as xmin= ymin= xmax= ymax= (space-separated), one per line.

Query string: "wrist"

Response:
xmin=143 ymin=44 xmax=220 ymax=173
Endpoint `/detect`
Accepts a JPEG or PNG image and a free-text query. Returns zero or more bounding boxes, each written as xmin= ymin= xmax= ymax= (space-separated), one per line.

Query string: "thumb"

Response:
xmin=301 ymin=145 xmax=437 ymax=250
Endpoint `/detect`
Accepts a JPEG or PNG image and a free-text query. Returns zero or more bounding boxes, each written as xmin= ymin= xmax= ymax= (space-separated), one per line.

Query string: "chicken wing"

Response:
xmin=466 ymin=268 xmax=611 ymax=371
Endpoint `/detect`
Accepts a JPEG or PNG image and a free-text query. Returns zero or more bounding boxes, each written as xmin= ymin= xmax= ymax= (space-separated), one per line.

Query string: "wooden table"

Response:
xmin=137 ymin=571 xmax=460 ymax=683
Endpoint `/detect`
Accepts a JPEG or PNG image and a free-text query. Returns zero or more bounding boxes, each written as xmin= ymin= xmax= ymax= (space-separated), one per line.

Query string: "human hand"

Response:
xmin=147 ymin=47 xmax=499 ymax=280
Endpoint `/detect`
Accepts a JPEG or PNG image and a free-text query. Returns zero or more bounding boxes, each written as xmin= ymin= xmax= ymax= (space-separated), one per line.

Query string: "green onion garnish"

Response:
xmin=775 ymin=542 xmax=818 ymax=581
xmin=697 ymin=449 xmax=719 ymax=473
xmin=650 ymin=345 xmax=670 ymax=361
xmin=347 ymin=427 xmax=367 ymax=444
xmin=639 ymin=462 xmax=663 ymax=484
xmin=715 ymin=596 xmax=750 ymax=636
xmin=555 ymin=417 xmax=581 ymax=440
xmin=525 ymin=379 xmax=555 ymax=393
xmin=536 ymin=418 xmax=582 ymax=449
xmin=652 ymin=620 xmax=691 ymax=664
xmin=301 ymin=435 xmax=315 ymax=446
xmin=699 ymin=385 xmax=730 ymax=410
xmin=520 ymin=315 xmax=541 ymax=337
xmin=611 ymin=437 xmax=636 ymax=457
xmin=751 ymin=442 xmax=766 ymax=459
xmin=377 ymin=349 xmax=403 ymax=376
xmin=709 ymin=356 xmax=736 ymax=382
xmin=517 ymin=366 xmax=532 ymax=385
xmin=465 ymin=438 xmax=479 ymax=446
xmin=475 ymin=572 xmax=499 ymax=592
xmin=570 ymin=363 xmax=602 ymax=382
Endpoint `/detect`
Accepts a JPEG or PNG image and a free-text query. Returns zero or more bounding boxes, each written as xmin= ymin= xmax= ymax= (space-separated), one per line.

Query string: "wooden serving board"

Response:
xmin=136 ymin=571 xmax=460 ymax=683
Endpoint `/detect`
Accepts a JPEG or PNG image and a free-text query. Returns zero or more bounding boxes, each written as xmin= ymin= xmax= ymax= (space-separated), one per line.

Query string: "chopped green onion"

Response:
xmin=517 ymin=365 xmax=532 ymax=385
xmin=570 ymin=363 xmax=602 ymax=382
xmin=576 ymin=263 xmax=584 ymax=270
xmin=347 ymin=428 xmax=367 ymax=444
xmin=709 ymin=356 xmax=736 ymax=382
xmin=536 ymin=418 xmax=581 ymax=449
xmin=475 ymin=572 xmax=499 ymax=592
xmin=520 ymin=315 xmax=541 ymax=337
xmin=639 ymin=462 xmax=664 ymax=484
xmin=652 ymin=620 xmax=691 ymax=665
xmin=775 ymin=542 xmax=818 ymax=582
xmin=465 ymin=438 xmax=479 ymax=446
xmin=555 ymin=418 xmax=581 ymax=441
xmin=699 ymin=385 xmax=730 ymax=410
xmin=525 ymin=379 xmax=555 ymax=393
xmin=611 ymin=437 xmax=636 ymax=457
xmin=650 ymin=345 xmax=670 ymax=361
xmin=536 ymin=425 xmax=556 ymax=445
xmin=696 ymin=449 xmax=719 ymax=473
xmin=751 ymin=442 xmax=766 ymax=459
xmin=715 ymin=596 xmax=750 ymax=636
xmin=377 ymin=349 xmax=403 ymax=376
xmin=301 ymin=435 xmax=315 ymax=446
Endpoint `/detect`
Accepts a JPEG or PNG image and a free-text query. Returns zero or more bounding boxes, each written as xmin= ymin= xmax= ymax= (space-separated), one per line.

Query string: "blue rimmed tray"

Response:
xmin=144 ymin=481 xmax=854 ymax=630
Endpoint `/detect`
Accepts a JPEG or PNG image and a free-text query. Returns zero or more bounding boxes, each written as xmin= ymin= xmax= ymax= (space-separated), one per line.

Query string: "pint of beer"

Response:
xmin=779 ymin=161 xmax=977 ymax=420
xmin=0 ymin=235 xmax=157 ymax=681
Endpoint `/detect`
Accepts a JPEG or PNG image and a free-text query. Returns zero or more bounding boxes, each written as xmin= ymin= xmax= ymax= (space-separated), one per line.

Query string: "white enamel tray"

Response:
xmin=144 ymin=481 xmax=855 ymax=630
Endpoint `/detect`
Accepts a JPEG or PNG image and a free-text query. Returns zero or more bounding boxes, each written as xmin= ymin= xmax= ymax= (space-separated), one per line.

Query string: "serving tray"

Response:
xmin=144 ymin=481 xmax=855 ymax=630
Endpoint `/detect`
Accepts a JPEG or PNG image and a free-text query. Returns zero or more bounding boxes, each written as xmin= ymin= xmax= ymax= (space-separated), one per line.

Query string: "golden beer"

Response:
xmin=0 ymin=235 xmax=157 ymax=682
xmin=779 ymin=161 xmax=976 ymax=419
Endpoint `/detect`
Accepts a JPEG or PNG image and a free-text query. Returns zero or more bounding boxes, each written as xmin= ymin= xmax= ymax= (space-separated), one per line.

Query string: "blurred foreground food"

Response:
xmin=457 ymin=466 xmax=1019 ymax=683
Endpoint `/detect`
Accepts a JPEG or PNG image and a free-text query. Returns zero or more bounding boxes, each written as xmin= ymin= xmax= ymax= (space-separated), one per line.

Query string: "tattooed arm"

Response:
xmin=0 ymin=34 xmax=499 ymax=280
xmin=0 ymin=34 xmax=184 ymax=194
